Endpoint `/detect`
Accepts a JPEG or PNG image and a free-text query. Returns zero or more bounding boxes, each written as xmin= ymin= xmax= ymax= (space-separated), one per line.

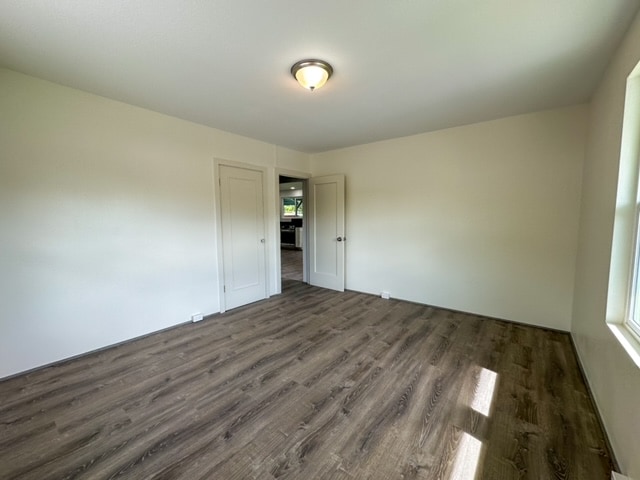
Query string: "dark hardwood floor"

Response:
xmin=0 ymin=280 xmax=614 ymax=479
xmin=281 ymin=248 xmax=303 ymax=282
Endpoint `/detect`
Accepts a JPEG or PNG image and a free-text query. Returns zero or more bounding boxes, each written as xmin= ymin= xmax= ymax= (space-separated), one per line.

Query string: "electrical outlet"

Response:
xmin=381 ymin=291 xmax=391 ymax=300
xmin=191 ymin=313 xmax=204 ymax=323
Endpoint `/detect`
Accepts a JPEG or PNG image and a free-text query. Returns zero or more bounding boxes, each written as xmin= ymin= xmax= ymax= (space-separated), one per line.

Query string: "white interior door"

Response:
xmin=308 ymin=174 xmax=345 ymax=291
xmin=219 ymin=165 xmax=267 ymax=310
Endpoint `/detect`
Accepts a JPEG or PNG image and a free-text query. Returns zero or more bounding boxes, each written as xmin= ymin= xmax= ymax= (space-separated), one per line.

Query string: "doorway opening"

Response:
xmin=279 ymin=175 xmax=305 ymax=284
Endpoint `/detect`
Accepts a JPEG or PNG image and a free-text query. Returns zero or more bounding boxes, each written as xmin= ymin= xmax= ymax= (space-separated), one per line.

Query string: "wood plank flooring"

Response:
xmin=0 ymin=280 xmax=614 ymax=479
xmin=281 ymin=248 xmax=303 ymax=282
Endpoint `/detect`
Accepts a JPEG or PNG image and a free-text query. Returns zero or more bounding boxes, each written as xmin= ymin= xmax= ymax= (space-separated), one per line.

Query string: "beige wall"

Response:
xmin=0 ymin=69 xmax=309 ymax=378
xmin=312 ymin=105 xmax=587 ymax=331
xmin=571 ymin=12 xmax=640 ymax=477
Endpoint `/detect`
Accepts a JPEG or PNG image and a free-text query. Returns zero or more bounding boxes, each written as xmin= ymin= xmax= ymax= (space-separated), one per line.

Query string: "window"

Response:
xmin=607 ymin=59 xmax=640 ymax=368
xmin=282 ymin=197 xmax=303 ymax=217
xmin=628 ymin=206 xmax=640 ymax=339
xmin=622 ymin=67 xmax=640 ymax=347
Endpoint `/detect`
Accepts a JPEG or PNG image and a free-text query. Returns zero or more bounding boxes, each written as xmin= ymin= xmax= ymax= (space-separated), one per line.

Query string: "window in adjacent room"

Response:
xmin=282 ymin=197 xmax=303 ymax=217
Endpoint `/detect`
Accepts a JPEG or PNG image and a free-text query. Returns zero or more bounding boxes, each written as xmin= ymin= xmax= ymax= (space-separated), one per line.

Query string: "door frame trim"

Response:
xmin=214 ymin=158 xmax=270 ymax=313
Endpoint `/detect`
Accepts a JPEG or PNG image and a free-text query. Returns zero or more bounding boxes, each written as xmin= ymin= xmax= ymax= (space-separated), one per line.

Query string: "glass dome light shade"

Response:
xmin=291 ymin=60 xmax=333 ymax=91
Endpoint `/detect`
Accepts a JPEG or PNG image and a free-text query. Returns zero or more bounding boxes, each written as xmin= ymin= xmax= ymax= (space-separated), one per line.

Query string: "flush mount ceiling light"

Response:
xmin=291 ymin=59 xmax=333 ymax=91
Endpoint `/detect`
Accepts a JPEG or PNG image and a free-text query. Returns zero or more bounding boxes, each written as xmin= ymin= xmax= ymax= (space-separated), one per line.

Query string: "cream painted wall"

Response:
xmin=0 ymin=69 xmax=310 ymax=378
xmin=311 ymin=106 xmax=587 ymax=331
xmin=571 ymin=12 xmax=640 ymax=477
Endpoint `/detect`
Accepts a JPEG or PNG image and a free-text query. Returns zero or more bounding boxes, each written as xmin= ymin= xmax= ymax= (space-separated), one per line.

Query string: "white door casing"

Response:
xmin=219 ymin=164 xmax=267 ymax=310
xmin=308 ymin=174 xmax=345 ymax=291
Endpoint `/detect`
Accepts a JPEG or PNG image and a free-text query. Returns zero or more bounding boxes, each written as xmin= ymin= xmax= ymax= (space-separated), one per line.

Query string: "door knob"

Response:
xmin=260 ymin=238 xmax=265 ymax=243
xmin=337 ymin=236 xmax=343 ymax=242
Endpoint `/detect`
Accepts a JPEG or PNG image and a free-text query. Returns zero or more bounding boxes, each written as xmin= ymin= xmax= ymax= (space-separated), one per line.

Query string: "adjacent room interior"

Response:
xmin=279 ymin=175 xmax=305 ymax=283
xmin=1 ymin=1 xmax=640 ymax=479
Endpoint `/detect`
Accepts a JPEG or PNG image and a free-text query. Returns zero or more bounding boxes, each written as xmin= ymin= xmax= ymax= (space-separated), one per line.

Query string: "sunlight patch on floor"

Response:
xmin=470 ymin=367 xmax=498 ymax=417
xmin=449 ymin=432 xmax=483 ymax=480
xmin=448 ymin=367 xmax=498 ymax=479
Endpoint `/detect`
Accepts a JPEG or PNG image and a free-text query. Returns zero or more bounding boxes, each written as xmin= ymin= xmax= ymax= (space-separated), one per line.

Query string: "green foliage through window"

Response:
xmin=283 ymin=197 xmax=303 ymax=217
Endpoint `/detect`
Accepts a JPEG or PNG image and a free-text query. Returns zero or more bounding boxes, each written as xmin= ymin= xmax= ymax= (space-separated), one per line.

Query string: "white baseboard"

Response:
xmin=612 ymin=472 xmax=633 ymax=480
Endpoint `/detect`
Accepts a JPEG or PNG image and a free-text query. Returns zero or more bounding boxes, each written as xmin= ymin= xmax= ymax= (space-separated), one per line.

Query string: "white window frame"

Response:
xmin=607 ymin=60 xmax=640 ymax=369
xmin=627 ymin=204 xmax=640 ymax=340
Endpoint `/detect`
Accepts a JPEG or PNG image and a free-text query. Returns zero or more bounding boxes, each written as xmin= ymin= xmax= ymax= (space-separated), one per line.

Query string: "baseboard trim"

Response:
xmin=0 ymin=317 xmax=210 ymax=383
xmin=346 ymin=287 xmax=570 ymax=335
xmin=569 ymin=334 xmax=621 ymax=474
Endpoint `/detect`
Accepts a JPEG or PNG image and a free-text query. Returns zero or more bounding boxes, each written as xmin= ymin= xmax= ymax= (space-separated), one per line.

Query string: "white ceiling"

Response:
xmin=1 ymin=1 xmax=638 ymax=153
xmin=280 ymin=182 xmax=303 ymax=192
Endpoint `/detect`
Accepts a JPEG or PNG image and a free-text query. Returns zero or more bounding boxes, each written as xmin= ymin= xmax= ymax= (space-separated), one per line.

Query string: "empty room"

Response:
xmin=1 ymin=1 xmax=640 ymax=479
